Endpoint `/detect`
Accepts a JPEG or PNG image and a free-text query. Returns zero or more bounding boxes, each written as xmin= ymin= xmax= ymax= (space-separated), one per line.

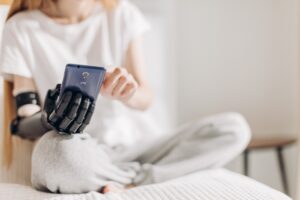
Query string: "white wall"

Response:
xmin=132 ymin=0 xmax=178 ymax=130
xmin=135 ymin=0 xmax=300 ymax=197
xmin=175 ymin=0 xmax=299 ymax=198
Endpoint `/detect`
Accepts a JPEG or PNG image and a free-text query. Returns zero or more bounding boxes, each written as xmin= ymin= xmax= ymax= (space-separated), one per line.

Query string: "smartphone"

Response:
xmin=60 ymin=64 xmax=106 ymax=101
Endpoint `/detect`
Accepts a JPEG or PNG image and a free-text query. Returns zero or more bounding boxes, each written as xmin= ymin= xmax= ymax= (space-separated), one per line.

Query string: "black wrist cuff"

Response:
xmin=10 ymin=116 xmax=22 ymax=135
xmin=15 ymin=92 xmax=41 ymax=109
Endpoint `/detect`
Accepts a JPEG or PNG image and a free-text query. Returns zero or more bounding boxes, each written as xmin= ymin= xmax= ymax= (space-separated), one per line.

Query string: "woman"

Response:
xmin=0 ymin=0 xmax=251 ymax=194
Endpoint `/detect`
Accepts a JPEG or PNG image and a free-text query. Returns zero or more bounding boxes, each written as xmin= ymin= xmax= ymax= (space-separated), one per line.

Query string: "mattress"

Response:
xmin=0 ymin=169 xmax=291 ymax=200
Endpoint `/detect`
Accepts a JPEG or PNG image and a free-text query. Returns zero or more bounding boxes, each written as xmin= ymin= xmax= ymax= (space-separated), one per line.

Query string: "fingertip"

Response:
xmin=53 ymin=84 xmax=61 ymax=93
xmin=116 ymin=67 xmax=122 ymax=72
xmin=74 ymin=92 xmax=82 ymax=100
xmin=119 ymin=75 xmax=126 ymax=82
xmin=105 ymin=71 xmax=112 ymax=78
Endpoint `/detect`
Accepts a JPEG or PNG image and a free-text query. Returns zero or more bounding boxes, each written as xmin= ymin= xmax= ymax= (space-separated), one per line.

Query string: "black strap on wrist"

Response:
xmin=15 ymin=92 xmax=41 ymax=109
xmin=10 ymin=116 xmax=22 ymax=135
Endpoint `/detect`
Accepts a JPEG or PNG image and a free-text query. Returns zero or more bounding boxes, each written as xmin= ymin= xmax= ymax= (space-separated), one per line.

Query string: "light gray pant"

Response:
xmin=31 ymin=112 xmax=251 ymax=194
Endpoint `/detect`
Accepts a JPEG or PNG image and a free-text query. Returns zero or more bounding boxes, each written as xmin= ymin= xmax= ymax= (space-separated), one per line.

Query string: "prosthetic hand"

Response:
xmin=44 ymin=84 xmax=95 ymax=134
xmin=11 ymin=84 xmax=96 ymax=139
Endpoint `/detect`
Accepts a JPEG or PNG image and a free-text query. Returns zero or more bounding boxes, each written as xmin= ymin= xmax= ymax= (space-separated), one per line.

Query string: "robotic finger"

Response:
xmin=68 ymin=97 xmax=91 ymax=134
xmin=48 ymin=91 xmax=72 ymax=125
xmin=77 ymin=103 xmax=95 ymax=133
xmin=58 ymin=92 xmax=82 ymax=132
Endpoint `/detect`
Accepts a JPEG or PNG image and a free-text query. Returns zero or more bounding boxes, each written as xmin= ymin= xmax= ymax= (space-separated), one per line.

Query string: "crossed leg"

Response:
xmin=132 ymin=112 xmax=251 ymax=184
xmin=31 ymin=112 xmax=251 ymax=194
xmin=31 ymin=131 xmax=137 ymax=194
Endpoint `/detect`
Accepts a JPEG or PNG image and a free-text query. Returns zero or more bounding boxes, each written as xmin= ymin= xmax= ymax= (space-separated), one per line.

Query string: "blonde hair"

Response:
xmin=2 ymin=0 xmax=118 ymax=168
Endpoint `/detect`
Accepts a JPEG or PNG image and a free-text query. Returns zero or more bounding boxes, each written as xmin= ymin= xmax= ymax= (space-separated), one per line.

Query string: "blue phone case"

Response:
xmin=60 ymin=64 xmax=106 ymax=101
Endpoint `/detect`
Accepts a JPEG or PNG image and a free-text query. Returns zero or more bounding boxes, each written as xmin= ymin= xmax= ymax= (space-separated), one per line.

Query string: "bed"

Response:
xmin=0 ymin=169 xmax=291 ymax=200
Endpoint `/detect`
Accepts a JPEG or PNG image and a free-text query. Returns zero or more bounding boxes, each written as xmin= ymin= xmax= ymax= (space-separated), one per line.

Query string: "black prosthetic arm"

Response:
xmin=11 ymin=84 xmax=96 ymax=139
xmin=11 ymin=112 xmax=50 ymax=140
xmin=10 ymin=91 xmax=50 ymax=140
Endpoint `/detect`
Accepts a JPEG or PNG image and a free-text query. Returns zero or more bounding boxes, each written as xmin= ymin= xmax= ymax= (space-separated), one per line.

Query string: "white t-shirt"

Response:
xmin=0 ymin=0 xmax=157 ymax=150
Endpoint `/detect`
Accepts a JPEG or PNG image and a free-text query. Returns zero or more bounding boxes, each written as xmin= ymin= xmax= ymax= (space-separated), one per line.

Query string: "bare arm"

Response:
xmin=13 ymin=75 xmax=41 ymax=117
xmin=13 ymin=75 xmax=37 ymax=94
xmin=101 ymin=37 xmax=153 ymax=111
xmin=123 ymin=36 xmax=153 ymax=110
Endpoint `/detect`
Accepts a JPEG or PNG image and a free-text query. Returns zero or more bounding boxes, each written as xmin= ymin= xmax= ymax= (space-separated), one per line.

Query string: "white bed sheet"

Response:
xmin=0 ymin=169 xmax=291 ymax=200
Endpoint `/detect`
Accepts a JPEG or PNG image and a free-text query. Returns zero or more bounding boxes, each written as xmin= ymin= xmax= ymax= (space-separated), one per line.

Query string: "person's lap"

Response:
xmin=31 ymin=112 xmax=251 ymax=194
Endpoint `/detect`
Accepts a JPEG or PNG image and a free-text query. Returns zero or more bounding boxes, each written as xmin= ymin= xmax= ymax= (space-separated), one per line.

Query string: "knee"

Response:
xmin=221 ymin=112 xmax=251 ymax=151
xmin=31 ymin=131 xmax=105 ymax=193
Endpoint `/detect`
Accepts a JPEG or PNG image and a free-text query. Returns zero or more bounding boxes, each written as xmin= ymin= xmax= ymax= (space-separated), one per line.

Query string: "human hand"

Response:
xmin=101 ymin=67 xmax=138 ymax=103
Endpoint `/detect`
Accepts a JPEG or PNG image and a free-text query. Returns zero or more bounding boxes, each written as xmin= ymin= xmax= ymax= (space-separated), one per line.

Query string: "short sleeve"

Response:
xmin=122 ymin=0 xmax=151 ymax=42
xmin=0 ymin=21 xmax=32 ymax=81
